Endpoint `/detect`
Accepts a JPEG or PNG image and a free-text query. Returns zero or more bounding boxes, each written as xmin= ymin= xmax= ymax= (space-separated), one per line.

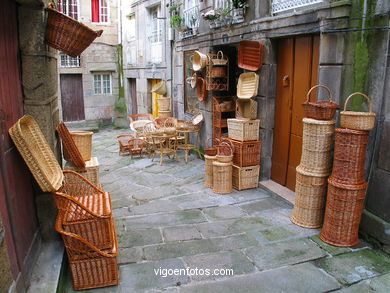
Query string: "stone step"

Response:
xmin=64 ymin=120 xmax=100 ymax=132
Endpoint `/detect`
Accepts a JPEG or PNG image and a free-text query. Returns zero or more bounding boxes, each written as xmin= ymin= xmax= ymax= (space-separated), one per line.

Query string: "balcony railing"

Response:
xmin=183 ymin=5 xmax=200 ymax=28
xmin=272 ymin=0 xmax=324 ymax=14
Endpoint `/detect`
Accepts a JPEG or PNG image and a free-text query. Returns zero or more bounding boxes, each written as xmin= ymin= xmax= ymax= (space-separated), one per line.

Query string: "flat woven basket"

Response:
xmin=9 ymin=115 xmax=63 ymax=192
xmin=340 ymin=92 xmax=376 ymax=131
xmin=45 ymin=4 xmax=103 ymax=57
xmin=237 ymin=72 xmax=259 ymax=99
xmin=57 ymin=122 xmax=85 ymax=168
xmin=302 ymin=85 xmax=338 ymax=120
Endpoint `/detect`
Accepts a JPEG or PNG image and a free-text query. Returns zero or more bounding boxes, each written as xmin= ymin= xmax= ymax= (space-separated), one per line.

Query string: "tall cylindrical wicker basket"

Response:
xmin=204 ymin=155 xmax=217 ymax=188
xmin=212 ymin=161 xmax=233 ymax=194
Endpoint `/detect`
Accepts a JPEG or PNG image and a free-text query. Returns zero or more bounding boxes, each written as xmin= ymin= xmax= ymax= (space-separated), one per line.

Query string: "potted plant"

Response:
xmin=201 ymin=9 xmax=220 ymax=29
xmin=170 ymin=14 xmax=183 ymax=29
xmin=166 ymin=1 xmax=182 ymax=15
xmin=189 ymin=15 xmax=198 ymax=35
xmin=217 ymin=7 xmax=233 ymax=27
xmin=232 ymin=0 xmax=248 ymax=24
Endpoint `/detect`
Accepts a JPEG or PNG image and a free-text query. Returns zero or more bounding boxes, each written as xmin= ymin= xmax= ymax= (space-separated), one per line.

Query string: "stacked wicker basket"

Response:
xmin=153 ymin=81 xmax=172 ymax=118
xmin=9 ymin=116 xmax=119 ymax=290
xmin=291 ymin=85 xmax=338 ymax=228
xmin=320 ymin=92 xmax=376 ymax=247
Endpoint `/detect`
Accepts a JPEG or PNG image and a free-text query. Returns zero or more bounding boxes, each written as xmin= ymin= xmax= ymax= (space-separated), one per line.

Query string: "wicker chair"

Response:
xmin=142 ymin=122 xmax=159 ymax=157
xmin=53 ymin=170 xmax=113 ymax=249
xmin=128 ymin=113 xmax=154 ymax=123
xmin=151 ymin=132 xmax=179 ymax=166
xmin=116 ymin=134 xmax=134 ymax=155
xmin=128 ymin=138 xmax=144 ymax=158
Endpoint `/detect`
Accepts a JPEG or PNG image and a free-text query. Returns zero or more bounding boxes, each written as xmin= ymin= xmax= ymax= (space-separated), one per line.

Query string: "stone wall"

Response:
xmin=0 ymin=218 xmax=13 ymax=293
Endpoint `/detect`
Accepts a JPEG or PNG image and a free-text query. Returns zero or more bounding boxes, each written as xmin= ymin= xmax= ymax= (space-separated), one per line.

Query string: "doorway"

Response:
xmin=271 ymin=35 xmax=319 ymax=191
xmin=128 ymin=78 xmax=137 ymax=115
xmin=150 ymin=79 xmax=163 ymax=118
xmin=60 ymin=74 xmax=85 ymax=121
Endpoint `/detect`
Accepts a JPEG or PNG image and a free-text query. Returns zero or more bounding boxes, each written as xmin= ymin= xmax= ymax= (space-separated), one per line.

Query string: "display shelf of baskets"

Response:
xmin=227 ymin=119 xmax=260 ymax=141
xmin=227 ymin=138 xmax=261 ymax=167
xmin=206 ymin=53 xmax=229 ymax=92
xmin=232 ymin=164 xmax=260 ymax=190
xmin=213 ymin=97 xmax=236 ymax=140
xmin=320 ymin=178 xmax=368 ymax=247
xmin=64 ymin=157 xmax=100 ymax=186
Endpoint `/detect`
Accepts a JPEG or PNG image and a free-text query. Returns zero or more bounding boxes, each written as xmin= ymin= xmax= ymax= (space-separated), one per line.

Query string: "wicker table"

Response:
xmin=177 ymin=129 xmax=202 ymax=163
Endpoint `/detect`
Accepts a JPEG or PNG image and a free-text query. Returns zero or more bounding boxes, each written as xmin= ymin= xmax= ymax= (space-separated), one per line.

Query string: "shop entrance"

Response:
xmin=271 ymin=35 xmax=320 ymax=191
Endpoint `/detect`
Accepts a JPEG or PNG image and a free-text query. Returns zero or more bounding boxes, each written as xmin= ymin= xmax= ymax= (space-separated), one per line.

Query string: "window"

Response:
xmin=93 ymin=74 xmax=112 ymax=95
xmin=184 ymin=51 xmax=198 ymax=113
xmin=60 ymin=53 xmax=81 ymax=67
xmin=149 ymin=8 xmax=162 ymax=44
xmin=148 ymin=6 xmax=162 ymax=63
xmin=92 ymin=0 xmax=109 ymax=23
xmin=58 ymin=0 xmax=79 ymax=20
xmin=126 ymin=14 xmax=136 ymax=42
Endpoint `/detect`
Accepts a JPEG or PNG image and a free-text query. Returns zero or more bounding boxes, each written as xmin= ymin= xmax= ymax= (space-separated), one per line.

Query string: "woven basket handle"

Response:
xmin=217 ymin=51 xmax=224 ymax=60
xmin=343 ymin=92 xmax=373 ymax=113
xmin=306 ymin=85 xmax=333 ymax=103
xmin=217 ymin=142 xmax=233 ymax=156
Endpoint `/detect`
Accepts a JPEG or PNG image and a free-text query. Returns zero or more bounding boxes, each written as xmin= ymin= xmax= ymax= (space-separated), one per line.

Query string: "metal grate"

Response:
xmin=183 ymin=1 xmax=200 ymax=28
xmin=272 ymin=0 xmax=324 ymax=14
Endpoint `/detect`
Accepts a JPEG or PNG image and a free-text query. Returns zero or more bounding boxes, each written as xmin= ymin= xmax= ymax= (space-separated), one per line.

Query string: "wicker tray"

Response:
xmin=57 ymin=122 xmax=86 ymax=168
xmin=236 ymin=99 xmax=258 ymax=120
xmin=232 ymin=164 xmax=260 ymax=190
xmin=340 ymin=92 xmax=376 ymax=131
xmin=45 ymin=4 xmax=103 ymax=57
xmin=9 ymin=115 xmax=63 ymax=192
xmin=238 ymin=40 xmax=264 ymax=71
xmin=237 ymin=73 xmax=259 ymax=99
xmin=64 ymin=157 xmax=100 ymax=186
xmin=320 ymin=178 xmax=368 ymax=247
xmin=227 ymin=119 xmax=260 ymax=141
xmin=212 ymin=161 xmax=233 ymax=194
xmin=302 ymin=85 xmax=338 ymax=120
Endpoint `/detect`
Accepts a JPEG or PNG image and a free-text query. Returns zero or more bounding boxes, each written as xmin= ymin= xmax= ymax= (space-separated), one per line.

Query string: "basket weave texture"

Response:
xmin=57 ymin=122 xmax=86 ymax=167
xmin=157 ymin=98 xmax=171 ymax=111
xmin=151 ymin=80 xmax=167 ymax=95
xmin=228 ymin=138 xmax=261 ymax=167
xmin=331 ymin=128 xmax=368 ymax=185
xmin=237 ymin=73 xmax=259 ymax=99
xmin=302 ymin=85 xmax=338 ymax=120
xmin=212 ymin=161 xmax=233 ymax=194
xmin=158 ymin=110 xmax=172 ymax=118
xmin=216 ymin=142 xmax=233 ymax=163
xmin=45 ymin=5 xmax=103 ymax=57
xmin=320 ymin=178 xmax=368 ymax=247
xmin=236 ymin=99 xmax=258 ymax=120
xmin=227 ymin=119 xmax=260 ymax=141
xmin=340 ymin=92 xmax=376 ymax=131
xmin=68 ymin=131 xmax=93 ymax=161
xmin=64 ymin=157 xmax=100 ymax=186
xmin=291 ymin=166 xmax=329 ymax=228
xmin=204 ymin=155 xmax=216 ymax=188
xmin=238 ymin=40 xmax=264 ymax=71
xmin=8 ymin=115 xmax=63 ymax=192
xmin=232 ymin=165 xmax=260 ymax=190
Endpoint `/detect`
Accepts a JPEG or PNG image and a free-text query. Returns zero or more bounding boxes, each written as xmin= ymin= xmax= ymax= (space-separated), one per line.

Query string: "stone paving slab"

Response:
xmin=310 ymin=235 xmax=351 ymax=256
xmin=334 ymin=272 xmax=390 ymax=293
xmin=117 ymin=228 xmax=163 ymax=248
xmin=179 ymin=262 xmax=340 ymax=293
xmin=202 ymin=206 xmax=247 ymax=220
xmin=163 ymin=226 xmax=202 ymax=242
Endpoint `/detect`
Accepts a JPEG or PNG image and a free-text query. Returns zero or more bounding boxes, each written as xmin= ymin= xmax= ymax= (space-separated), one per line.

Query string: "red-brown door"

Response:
xmin=60 ymin=74 xmax=85 ymax=121
xmin=129 ymin=78 xmax=137 ymax=115
xmin=0 ymin=0 xmax=39 ymax=285
xmin=271 ymin=35 xmax=319 ymax=191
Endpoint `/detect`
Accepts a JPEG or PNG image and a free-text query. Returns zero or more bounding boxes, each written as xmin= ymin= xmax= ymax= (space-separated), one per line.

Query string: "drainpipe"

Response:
xmin=361 ymin=0 xmax=367 ymax=40
xmin=169 ymin=0 xmax=174 ymax=113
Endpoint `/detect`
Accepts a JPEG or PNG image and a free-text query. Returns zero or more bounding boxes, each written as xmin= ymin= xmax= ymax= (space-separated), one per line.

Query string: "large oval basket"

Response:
xmin=340 ymin=92 xmax=376 ymax=131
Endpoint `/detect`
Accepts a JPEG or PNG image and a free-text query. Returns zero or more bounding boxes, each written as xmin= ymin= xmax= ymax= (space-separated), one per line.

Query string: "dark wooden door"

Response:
xmin=60 ymin=74 xmax=85 ymax=121
xmin=0 ymin=0 xmax=39 ymax=283
xmin=129 ymin=78 xmax=137 ymax=115
xmin=271 ymin=35 xmax=319 ymax=191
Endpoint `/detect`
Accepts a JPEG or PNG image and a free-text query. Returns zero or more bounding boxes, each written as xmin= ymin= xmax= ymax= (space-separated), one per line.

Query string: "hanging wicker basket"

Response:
xmin=151 ymin=80 xmax=167 ymax=95
xmin=192 ymin=51 xmax=208 ymax=71
xmin=302 ymin=85 xmax=339 ymax=120
xmin=197 ymin=77 xmax=207 ymax=102
xmin=340 ymin=92 xmax=376 ymax=131
xmin=237 ymin=73 xmax=259 ymax=99
xmin=209 ymin=51 xmax=228 ymax=66
xmin=45 ymin=4 xmax=103 ymax=57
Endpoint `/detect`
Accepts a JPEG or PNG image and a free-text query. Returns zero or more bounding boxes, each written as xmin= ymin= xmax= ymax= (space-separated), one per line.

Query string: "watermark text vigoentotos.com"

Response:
xmin=154 ymin=267 xmax=234 ymax=278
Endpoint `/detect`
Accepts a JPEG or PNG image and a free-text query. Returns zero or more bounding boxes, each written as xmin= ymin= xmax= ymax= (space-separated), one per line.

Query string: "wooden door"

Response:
xmin=60 ymin=74 xmax=85 ymax=121
xmin=0 ymin=0 xmax=39 ymax=284
xmin=271 ymin=35 xmax=319 ymax=191
xmin=151 ymin=79 xmax=162 ymax=118
xmin=129 ymin=78 xmax=137 ymax=115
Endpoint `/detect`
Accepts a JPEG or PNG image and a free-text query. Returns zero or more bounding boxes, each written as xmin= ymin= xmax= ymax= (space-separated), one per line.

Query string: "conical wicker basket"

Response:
xmin=8 ymin=115 xmax=63 ymax=192
xmin=320 ymin=178 xmax=368 ymax=247
xmin=291 ymin=166 xmax=329 ymax=228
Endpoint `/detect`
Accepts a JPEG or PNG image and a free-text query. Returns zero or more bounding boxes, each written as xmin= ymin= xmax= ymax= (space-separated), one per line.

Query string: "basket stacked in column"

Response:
xmin=291 ymin=118 xmax=335 ymax=228
xmin=320 ymin=128 xmax=369 ymax=247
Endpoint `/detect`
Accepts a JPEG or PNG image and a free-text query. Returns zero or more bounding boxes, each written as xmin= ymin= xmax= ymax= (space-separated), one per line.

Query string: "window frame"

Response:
xmin=58 ymin=0 xmax=80 ymax=20
xmin=60 ymin=53 xmax=81 ymax=68
xmin=92 ymin=0 xmax=110 ymax=24
xmin=93 ymin=73 xmax=112 ymax=95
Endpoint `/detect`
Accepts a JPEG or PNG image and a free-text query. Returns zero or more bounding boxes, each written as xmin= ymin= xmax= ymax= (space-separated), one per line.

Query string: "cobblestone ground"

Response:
xmin=62 ymin=127 xmax=390 ymax=293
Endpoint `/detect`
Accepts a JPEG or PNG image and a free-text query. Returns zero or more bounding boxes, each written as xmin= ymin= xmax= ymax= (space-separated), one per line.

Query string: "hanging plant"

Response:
xmin=166 ymin=1 xmax=182 ymax=15
xmin=232 ymin=0 xmax=249 ymax=9
xmin=170 ymin=14 xmax=183 ymax=29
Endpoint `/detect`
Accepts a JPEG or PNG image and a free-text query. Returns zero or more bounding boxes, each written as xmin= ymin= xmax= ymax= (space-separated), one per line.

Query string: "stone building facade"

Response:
xmin=58 ymin=0 xmax=119 ymax=124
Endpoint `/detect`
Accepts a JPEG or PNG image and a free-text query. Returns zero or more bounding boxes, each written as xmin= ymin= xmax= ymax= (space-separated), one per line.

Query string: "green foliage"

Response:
xmin=232 ymin=0 xmax=249 ymax=9
xmin=166 ymin=1 xmax=182 ymax=14
xmin=170 ymin=14 xmax=183 ymax=29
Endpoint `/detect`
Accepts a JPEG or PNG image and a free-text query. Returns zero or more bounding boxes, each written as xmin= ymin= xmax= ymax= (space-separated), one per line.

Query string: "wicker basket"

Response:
xmin=8 ymin=115 xmax=63 ymax=192
xmin=340 ymin=92 xmax=376 ymax=131
xmin=212 ymin=161 xmax=233 ymax=194
xmin=232 ymin=165 xmax=260 ymax=190
xmin=192 ymin=51 xmax=208 ymax=71
xmin=302 ymin=85 xmax=338 ymax=120
xmin=64 ymin=157 xmax=100 ymax=186
xmin=57 ymin=122 xmax=86 ymax=167
xmin=227 ymin=119 xmax=260 ymax=141
xmin=69 ymin=131 xmax=93 ymax=161
xmin=237 ymin=73 xmax=259 ymax=99
xmin=216 ymin=142 xmax=233 ymax=163
xmin=204 ymin=154 xmax=217 ymax=188
xmin=210 ymin=67 xmax=227 ymax=78
xmin=56 ymin=216 xmax=118 ymax=290
xmin=290 ymin=166 xmax=329 ymax=228
xmin=158 ymin=110 xmax=172 ymax=118
xmin=320 ymin=178 xmax=368 ymax=247
xmin=236 ymin=99 xmax=258 ymax=120
xmin=238 ymin=40 xmax=264 ymax=71
xmin=204 ymin=138 xmax=219 ymax=156
xmin=197 ymin=77 xmax=207 ymax=102
xmin=331 ymin=128 xmax=368 ymax=185
xmin=157 ymin=97 xmax=171 ymax=111
xmin=209 ymin=51 xmax=228 ymax=66
xmin=45 ymin=4 xmax=103 ymax=57
xmin=228 ymin=138 xmax=261 ymax=167
xmin=151 ymin=80 xmax=167 ymax=95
